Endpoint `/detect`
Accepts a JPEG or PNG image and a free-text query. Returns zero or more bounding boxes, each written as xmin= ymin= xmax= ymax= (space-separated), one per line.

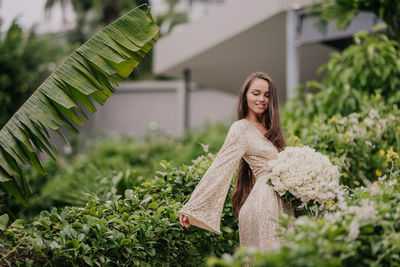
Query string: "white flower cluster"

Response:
xmin=325 ymin=190 xmax=378 ymax=241
xmin=267 ymin=146 xmax=340 ymax=203
xmin=337 ymin=108 xmax=392 ymax=142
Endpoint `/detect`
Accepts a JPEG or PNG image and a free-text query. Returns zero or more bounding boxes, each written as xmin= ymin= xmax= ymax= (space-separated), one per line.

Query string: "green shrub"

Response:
xmin=0 ymin=150 xmax=239 ymax=266
xmin=1 ymin=121 xmax=231 ymax=221
xmin=207 ymin=163 xmax=400 ymax=267
xmin=286 ymin=97 xmax=400 ymax=188
xmin=284 ymin=28 xmax=400 ymax=134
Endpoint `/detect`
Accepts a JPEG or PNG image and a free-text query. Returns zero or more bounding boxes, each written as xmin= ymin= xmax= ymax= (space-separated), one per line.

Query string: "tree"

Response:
xmin=283 ymin=26 xmax=400 ymax=136
xmin=0 ymin=5 xmax=159 ymax=205
xmin=45 ymin=0 xmax=151 ymax=43
xmin=0 ymin=22 xmax=64 ymax=129
xmin=44 ymin=0 xmax=187 ymax=79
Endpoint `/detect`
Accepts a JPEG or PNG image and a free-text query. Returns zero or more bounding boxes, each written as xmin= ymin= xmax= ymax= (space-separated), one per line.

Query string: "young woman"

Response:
xmin=178 ymin=72 xmax=294 ymax=252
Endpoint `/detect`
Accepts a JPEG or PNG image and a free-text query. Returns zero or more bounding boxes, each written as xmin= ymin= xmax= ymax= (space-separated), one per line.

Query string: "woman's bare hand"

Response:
xmin=179 ymin=214 xmax=190 ymax=228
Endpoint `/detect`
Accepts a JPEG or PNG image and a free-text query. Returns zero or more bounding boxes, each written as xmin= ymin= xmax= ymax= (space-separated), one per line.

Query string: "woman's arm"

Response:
xmin=178 ymin=120 xmax=247 ymax=234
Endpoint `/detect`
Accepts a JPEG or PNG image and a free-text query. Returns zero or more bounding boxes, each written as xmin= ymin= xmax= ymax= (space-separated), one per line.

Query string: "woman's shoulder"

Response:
xmin=224 ymin=119 xmax=248 ymax=146
xmin=228 ymin=119 xmax=247 ymax=135
xmin=231 ymin=118 xmax=247 ymax=128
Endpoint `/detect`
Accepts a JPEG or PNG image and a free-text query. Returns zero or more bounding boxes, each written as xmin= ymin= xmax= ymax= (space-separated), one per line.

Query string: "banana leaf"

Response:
xmin=0 ymin=4 xmax=159 ymax=205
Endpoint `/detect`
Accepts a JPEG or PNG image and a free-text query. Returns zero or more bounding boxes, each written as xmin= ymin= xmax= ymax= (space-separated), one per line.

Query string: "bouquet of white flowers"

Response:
xmin=266 ymin=146 xmax=340 ymax=215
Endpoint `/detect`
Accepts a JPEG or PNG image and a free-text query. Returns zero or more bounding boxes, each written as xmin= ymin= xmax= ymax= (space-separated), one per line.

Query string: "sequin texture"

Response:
xmin=178 ymin=119 xmax=294 ymax=252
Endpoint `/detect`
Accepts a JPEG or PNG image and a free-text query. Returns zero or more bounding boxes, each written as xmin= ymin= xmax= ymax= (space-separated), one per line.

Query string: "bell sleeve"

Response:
xmin=178 ymin=120 xmax=247 ymax=234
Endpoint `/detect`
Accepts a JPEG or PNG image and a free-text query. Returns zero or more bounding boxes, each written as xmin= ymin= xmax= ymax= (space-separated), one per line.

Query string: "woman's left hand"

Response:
xmin=179 ymin=214 xmax=190 ymax=228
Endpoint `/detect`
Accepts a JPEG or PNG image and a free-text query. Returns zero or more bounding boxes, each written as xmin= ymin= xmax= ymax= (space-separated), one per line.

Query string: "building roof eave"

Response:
xmin=154 ymin=0 xmax=313 ymax=77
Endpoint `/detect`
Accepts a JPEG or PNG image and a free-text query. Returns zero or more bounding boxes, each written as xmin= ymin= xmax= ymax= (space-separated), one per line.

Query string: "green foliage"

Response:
xmin=283 ymin=29 xmax=400 ymax=132
xmin=45 ymin=0 xmax=189 ymax=79
xmin=46 ymin=0 xmax=151 ymax=44
xmin=0 ymin=5 xmax=159 ymax=205
xmin=0 ymin=22 xmax=63 ymax=128
xmin=0 ymin=151 xmax=239 ymax=266
xmin=207 ymin=165 xmax=400 ymax=267
xmin=320 ymin=29 xmax=400 ymax=102
xmin=1 ymin=120 xmax=230 ymax=222
xmin=286 ymin=96 xmax=400 ymax=188
xmin=309 ymin=0 xmax=400 ymax=41
xmin=152 ymin=0 xmax=189 ymax=36
xmin=283 ymin=29 xmax=400 ymax=190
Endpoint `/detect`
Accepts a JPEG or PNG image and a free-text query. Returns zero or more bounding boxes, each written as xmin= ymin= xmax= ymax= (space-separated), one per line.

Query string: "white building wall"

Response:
xmin=78 ymin=80 xmax=237 ymax=138
xmin=190 ymin=88 xmax=237 ymax=127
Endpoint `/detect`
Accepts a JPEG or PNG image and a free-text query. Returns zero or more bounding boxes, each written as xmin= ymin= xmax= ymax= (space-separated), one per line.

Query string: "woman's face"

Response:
xmin=245 ymin=78 xmax=270 ymax=117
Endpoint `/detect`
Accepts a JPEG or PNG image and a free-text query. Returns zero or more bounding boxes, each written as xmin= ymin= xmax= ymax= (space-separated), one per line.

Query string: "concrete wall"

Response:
xmin=73 ymin=80 xmax=237 ymax=139
xmin=190 ymin=88 xmax=237 ymax=127
xmin=299 ymin=43 xmax=337 ymax=84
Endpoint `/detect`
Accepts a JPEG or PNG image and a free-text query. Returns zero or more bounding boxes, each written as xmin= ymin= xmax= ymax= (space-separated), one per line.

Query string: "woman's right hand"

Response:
xmin=179 ymin=214 xmax=190 ymax=228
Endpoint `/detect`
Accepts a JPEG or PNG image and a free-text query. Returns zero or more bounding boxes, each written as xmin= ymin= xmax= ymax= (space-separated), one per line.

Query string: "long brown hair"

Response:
xmin=232 ymin=72 xmax=286 ymax=217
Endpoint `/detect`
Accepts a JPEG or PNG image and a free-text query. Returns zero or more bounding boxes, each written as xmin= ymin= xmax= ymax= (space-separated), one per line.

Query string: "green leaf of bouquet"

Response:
xmin=0 ymin=4 xmax=159 ymax=205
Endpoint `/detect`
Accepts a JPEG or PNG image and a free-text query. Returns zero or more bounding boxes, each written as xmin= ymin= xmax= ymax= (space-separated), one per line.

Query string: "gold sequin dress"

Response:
xmin=178 ymin=119 xmax=294 ymax=252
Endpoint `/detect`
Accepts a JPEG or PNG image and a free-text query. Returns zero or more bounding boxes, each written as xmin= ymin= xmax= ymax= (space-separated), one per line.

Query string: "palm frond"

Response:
xmin=0 ymin=4 xmax=159 ymax=205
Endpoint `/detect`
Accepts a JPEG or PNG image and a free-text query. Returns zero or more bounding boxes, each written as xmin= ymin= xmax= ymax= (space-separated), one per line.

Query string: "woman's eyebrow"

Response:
xmin=251 ymin=88 xmax=270 ymax=95
xmin=252 ymin=88 xmax=270 ymax=93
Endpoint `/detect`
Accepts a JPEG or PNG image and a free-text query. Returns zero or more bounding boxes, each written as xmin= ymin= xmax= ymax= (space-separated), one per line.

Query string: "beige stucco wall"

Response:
xmin=57 ymin=80 xmax=237 ymax=141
